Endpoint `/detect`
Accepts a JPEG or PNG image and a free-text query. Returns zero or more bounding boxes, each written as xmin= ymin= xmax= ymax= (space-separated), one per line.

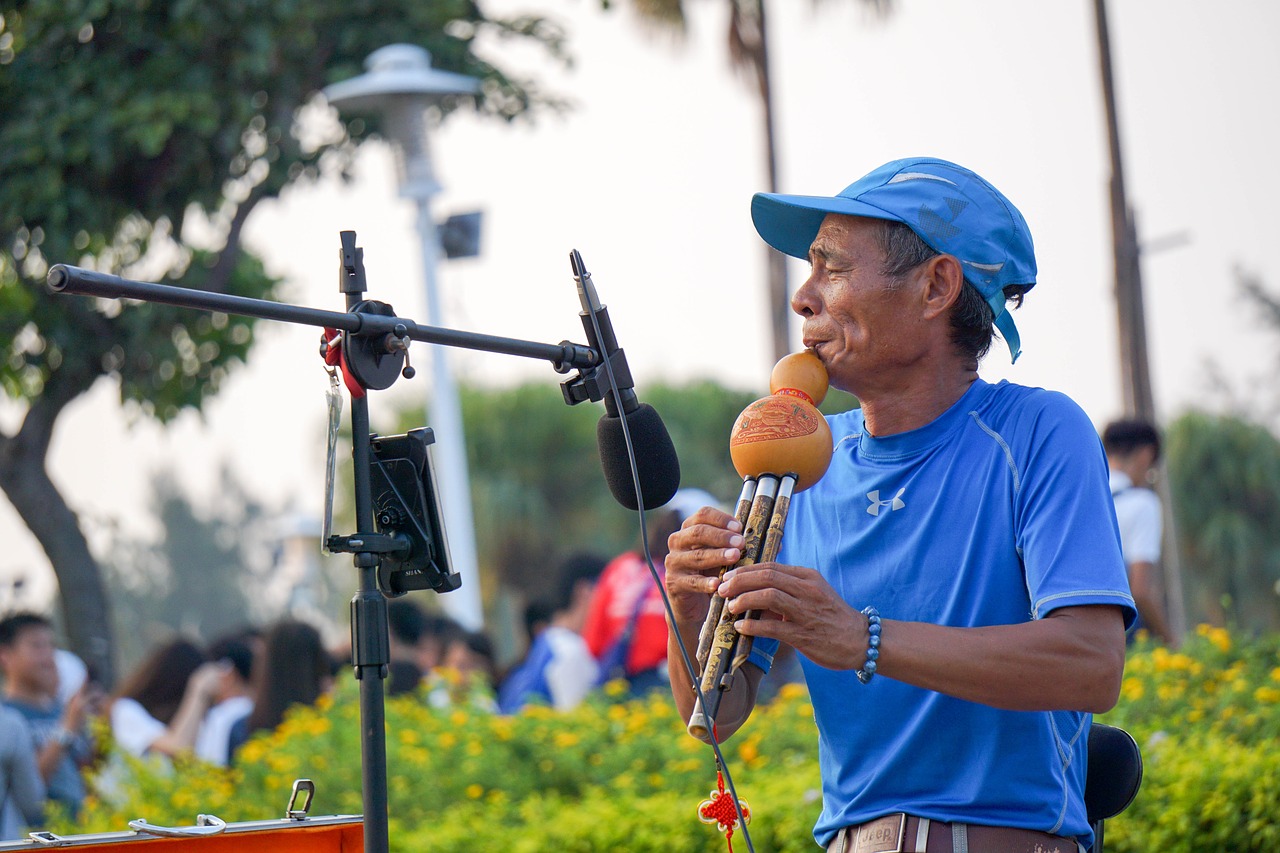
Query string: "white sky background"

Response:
xmin=4 ymin=0 xmax=1279 ymax=608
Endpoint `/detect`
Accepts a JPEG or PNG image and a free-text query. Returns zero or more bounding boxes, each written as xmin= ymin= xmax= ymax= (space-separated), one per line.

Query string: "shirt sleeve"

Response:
xmin=1013 ymin=394 xmax=1138 ymax=627
xmin=1 ymin=710 xmax=44 ymax=826
xmin=110 ymin=698 xmax=168 ymax=757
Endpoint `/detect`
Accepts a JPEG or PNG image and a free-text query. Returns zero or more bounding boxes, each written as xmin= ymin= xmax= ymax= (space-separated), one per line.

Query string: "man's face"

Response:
xmin=792 ymin=214 xmax=928 ymax=393
xmin=0 ymin=624 xmax=59 ymax=698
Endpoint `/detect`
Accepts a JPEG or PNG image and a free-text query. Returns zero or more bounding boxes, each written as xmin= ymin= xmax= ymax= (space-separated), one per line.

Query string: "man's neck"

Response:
xmin=857 ymin=364 xmax=978 ymax=437
xmin=3 ymin=683 xmax=53 ymax=709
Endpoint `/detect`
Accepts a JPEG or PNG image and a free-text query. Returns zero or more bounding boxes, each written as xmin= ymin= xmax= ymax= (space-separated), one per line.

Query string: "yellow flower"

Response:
xmin=1206 ymin=626 xmax=1232 ymax=653
xmin=1255 ymin=686 xmax=1280 ymax=704
xmin=399 ymin=729 xmax=420 ymax=746
xmin=603 ymin=679 xmax=629 ymax=697
xmin=466 ymin=784 xmax=484 ymax=799
xmin=553 ymin=732 xmax=580 ymax=748
xmin=238 ymin=740 xmax=267 ymax=764
xmin=438 ymin=732 xmax=457 ymax=748
xmin=778 ymin=682 xmax=808 ymax=701
xmin=1121 ymin=677 xmax=1144 ymax=702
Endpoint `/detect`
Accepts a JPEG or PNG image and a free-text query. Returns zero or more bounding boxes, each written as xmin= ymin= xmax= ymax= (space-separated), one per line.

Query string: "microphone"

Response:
xmin=568 ymin=250 xmax=680 ymax=511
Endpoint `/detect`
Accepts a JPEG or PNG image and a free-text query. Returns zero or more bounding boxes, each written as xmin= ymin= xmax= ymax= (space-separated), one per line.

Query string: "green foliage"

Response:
xmin=1166 ymin=411 xmax=1280 ymax=632
xmin=0 ymin=0 xmax=567 ymax=681
xmin=0 ymin=0 xmax=566 ymax=420
xmin=71 ymin=679 xmax=822 ymax=852
xmin=1096 ymin=628 xmax=1280 ymax=852
xmin=65 ymin=631 xmax=1280 ymax=852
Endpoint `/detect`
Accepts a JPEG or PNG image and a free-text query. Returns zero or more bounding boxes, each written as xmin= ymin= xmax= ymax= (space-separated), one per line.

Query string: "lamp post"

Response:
xmin=324 ymin=45 xmax=485 ymax=631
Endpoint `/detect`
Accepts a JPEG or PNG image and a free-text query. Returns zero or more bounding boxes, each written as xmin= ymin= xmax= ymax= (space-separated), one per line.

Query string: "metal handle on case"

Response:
xmin=128 ymin=814 xmax=228 ymax=837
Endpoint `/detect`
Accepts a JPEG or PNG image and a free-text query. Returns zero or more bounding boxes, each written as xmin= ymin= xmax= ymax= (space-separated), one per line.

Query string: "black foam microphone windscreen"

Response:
xmin=596 ymin=402 xmax=681 ymax=511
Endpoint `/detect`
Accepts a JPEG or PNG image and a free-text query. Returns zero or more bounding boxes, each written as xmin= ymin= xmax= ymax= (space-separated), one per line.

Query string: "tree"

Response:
xmin=601 ymin=0 xmax=889 ymax=363
xmin=1166 ymin=411 xmax=1280 ymax=633
xmin=102 ymin=468 xmax=278 ymax=671
xmin=0 ymin=0 xmax=567 ymax=684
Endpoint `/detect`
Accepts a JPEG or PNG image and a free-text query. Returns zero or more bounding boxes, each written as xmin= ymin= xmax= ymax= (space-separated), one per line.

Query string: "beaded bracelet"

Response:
xmin=857 ymin=606 xmax=881 ymax=685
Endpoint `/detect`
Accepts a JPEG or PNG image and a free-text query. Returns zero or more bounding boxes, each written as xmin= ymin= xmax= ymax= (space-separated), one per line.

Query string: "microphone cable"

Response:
xmin=582 ymin=288 xmax=757 ymax=853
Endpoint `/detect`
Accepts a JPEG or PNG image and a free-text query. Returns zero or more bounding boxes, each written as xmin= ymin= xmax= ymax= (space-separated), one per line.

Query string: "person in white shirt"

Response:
xmin=498 ymin=554 xmax=605 ymax=713
xmin=1104 ymin=419 xmax=1176 ymax=646
xmin=109 ymin=639 xmax=224 ymax=758
xmin=193 ymin=634 xmax=256 ymax=766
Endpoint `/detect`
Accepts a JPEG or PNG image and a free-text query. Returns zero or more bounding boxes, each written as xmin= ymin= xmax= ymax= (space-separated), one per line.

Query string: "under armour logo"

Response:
xmin=866 ymin=488 xmax=906 ymax=516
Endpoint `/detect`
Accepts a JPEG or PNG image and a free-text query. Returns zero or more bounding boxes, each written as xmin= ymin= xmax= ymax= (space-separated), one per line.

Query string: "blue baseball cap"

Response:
xmin=751 ymin=157 xmax=1037 ymax=362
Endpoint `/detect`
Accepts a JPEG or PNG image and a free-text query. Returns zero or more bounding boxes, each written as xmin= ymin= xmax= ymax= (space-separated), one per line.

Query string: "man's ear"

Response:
xmin=919 ymin=254 xmax=965 ymax=320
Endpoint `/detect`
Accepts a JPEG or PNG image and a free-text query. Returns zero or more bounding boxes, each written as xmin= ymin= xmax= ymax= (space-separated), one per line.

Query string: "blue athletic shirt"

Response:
xmin=751 ymin=378 xmax=1136 ymax=849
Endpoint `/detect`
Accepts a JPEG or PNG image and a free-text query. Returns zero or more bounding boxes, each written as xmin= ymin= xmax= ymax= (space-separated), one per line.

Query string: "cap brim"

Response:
xmin=751 ymin=193 xmax=908 ymax=259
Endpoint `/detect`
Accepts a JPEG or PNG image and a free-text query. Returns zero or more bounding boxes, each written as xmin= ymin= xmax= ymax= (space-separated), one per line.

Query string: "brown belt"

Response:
xmin=826 ymin=813 xmax=1078 ymax=853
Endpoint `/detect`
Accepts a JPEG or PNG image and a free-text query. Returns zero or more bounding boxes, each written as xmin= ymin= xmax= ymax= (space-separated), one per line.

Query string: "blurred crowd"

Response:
xmin=0 ymin=489 xmax=771 ymax=840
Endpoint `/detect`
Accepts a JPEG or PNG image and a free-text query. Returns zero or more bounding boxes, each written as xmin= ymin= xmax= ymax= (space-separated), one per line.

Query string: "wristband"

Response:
xmin=856 ymin=606 xmax=880 ymax=685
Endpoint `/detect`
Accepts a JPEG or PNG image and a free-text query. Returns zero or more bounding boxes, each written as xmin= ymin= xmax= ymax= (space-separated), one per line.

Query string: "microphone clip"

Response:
xmin=558 ymin=250 xmax=637 ymax=415
xmin=560 ymin=345 xmax=634 ymax=409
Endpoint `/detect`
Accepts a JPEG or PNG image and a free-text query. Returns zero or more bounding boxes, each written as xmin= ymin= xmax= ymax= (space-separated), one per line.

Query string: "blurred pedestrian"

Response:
xmin=1104 ymin=419 xmax=1176 ymax=646
xmin=227 ymin=620 xmax=334 ymax=760
xmin=583 ymin=489 xmax=717 ymax=694
xmin=108 ymin=638 xmax=217 ymax=758
xmin=428 ymin=629 xmax=498 ymax=711
xmin=498 ymin=554 xmax=605 ymax=713
xmin=0 ymin=613 xmax=100 ymax=820
xmin=193 ymin=633 xmax=255 ymax=766
xmin=0 ymin=704 xmax=44 ymax=840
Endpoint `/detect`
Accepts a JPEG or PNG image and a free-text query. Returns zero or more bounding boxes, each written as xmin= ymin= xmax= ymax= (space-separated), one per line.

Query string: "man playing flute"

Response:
xmin=665 ymin=157 xmax=1136 ymax=853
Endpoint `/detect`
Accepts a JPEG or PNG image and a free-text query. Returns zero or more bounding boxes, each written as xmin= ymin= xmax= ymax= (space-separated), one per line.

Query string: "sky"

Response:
xmin=4 ymin=0 xmax=1279 ymax=611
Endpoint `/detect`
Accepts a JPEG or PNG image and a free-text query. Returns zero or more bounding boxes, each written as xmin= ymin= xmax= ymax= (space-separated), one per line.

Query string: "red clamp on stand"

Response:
xmin=322 ymin=326 xmax=365 ymax=398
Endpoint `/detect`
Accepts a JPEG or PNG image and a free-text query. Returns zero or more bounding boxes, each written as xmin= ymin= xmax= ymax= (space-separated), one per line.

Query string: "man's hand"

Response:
xmin=717 ymin=561 xmax=871 ymax=671
xmin=663 ymin=506 xmax=745 ymax=625
xmin=62 ymin=680 xmax=103 ymax=733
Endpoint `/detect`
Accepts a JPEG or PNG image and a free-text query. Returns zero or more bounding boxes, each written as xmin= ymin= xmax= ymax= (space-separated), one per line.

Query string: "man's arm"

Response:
xmin=718 ymin=562 xmax=1127 ymax=712
xmin=6 ymin=714 xmax=46 ymax=825
xmin=36 ymin=681 xmax=99 ymax=780
xmin=665 ymin=508 xmax=765 ymax=743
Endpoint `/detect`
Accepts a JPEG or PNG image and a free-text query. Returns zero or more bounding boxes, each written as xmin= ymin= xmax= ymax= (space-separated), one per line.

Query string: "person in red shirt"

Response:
xmin=583 ymin=489 xmax=719 ymax=694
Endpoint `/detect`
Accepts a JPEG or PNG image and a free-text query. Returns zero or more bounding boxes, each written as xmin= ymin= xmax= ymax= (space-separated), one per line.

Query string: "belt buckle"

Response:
xmin=852 ymin=813 xmax=906 ymax=853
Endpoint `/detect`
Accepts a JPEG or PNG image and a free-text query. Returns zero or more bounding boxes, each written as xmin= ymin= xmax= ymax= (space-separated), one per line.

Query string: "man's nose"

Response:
xmin=792 ymin=273 xmax=819 ymax=318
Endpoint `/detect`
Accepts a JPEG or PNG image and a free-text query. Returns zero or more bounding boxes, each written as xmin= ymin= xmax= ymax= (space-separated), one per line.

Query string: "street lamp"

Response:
xmin=324 ymin=44 xmax=485 ymax=630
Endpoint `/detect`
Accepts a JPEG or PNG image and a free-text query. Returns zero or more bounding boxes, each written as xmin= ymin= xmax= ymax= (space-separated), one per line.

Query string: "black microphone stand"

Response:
xmin=46 ymin=231 xmax=610 ymax=853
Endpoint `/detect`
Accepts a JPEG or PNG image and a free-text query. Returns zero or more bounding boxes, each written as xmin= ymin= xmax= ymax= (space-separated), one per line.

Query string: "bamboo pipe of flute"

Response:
xmin=695 ymin=477 xmax=758 ymax=669
xmin=730 ymin=473 xmax=796 ymax=673
xmin=687 ymin=475 xmax=779 ymax=738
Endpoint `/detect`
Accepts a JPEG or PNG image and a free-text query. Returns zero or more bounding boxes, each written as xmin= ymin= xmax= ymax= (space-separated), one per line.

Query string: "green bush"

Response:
xmin=1095 ymin=626 xmax=1280 ymax=852
xmin=65 ymin=630 xmax=1280 ymax=852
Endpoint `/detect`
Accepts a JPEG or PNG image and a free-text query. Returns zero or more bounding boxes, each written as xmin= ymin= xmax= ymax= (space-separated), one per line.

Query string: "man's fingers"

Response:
xmin=723 ymin=586 xmax=799 ymax=619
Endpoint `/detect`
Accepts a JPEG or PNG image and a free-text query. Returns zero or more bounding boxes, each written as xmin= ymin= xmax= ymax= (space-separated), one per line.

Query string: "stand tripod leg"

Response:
xmin=349 ymin=396 xmax=391 ymax=853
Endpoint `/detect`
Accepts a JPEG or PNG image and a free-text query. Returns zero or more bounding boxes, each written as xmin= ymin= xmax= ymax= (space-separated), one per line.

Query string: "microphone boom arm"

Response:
xmin=46 ymin=263 xmax=601 ymax=373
